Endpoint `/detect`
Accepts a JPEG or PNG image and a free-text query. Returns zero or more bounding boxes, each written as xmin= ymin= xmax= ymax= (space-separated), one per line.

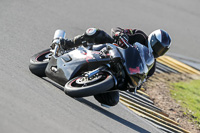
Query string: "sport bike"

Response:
xmin=29 ymin=30 xmax=154 ymax=97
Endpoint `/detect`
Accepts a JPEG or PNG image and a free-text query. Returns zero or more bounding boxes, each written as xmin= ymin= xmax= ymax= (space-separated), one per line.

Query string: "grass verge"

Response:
xmin=170 ymin=79 xmax=200 ymax=125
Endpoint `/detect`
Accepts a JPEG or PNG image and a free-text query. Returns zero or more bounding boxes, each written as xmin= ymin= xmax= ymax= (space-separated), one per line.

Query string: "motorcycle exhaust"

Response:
xmin=52 ymin=29 xmax=66 ymax=45
xmin=53 ymin=29 xmax=66 ymax=40
xmin=52 ymin=30 xmax=66 ymax=56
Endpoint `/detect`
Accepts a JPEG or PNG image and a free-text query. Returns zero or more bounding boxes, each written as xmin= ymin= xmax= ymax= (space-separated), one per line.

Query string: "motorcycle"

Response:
xmin=29 ymin=30 xmax=154 ymax=98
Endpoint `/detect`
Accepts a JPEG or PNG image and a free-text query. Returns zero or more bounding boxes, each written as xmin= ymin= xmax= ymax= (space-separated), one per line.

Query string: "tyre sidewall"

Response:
xmin=29 ymin=49 xmax=50 ymax=77
xmin=64 ymin=74 xmax=114 ymax=97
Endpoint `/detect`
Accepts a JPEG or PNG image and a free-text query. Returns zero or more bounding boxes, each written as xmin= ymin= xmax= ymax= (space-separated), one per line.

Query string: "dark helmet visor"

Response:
xmin=150 ymin=34 xmax=169 ymax=57
xmin=161 ymin=30 xmax=171 ymax=47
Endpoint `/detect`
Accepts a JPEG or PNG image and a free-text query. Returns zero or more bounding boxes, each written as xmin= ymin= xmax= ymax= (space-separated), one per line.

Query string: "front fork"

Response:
xmin=83 ymin=64 xmax=118 ymax=87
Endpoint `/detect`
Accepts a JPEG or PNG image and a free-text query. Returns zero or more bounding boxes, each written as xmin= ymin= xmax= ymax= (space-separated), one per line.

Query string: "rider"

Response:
xmin=52 ymin=27 xmax=171 ymax=106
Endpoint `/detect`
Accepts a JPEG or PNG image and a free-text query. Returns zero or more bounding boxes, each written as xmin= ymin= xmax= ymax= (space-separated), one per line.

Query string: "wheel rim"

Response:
xmin=36 ymin=51 xmax=51 ymax=62
xmin=69 ymin=73 xmax=108 ymax=87
xmin=75 ymin=75 xmax=102 ymax=84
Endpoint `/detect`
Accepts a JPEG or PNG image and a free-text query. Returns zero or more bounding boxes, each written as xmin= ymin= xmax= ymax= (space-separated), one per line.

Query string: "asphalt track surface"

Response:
xmin=0 ymin=0 xmax=199 ymax=133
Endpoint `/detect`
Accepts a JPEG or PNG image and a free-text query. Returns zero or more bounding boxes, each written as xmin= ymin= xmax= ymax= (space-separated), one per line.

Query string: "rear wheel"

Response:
xmin=29 ymin=49 xmax=51 ymax=77
xmin=64 ymin=71 xmax=115 ymax=97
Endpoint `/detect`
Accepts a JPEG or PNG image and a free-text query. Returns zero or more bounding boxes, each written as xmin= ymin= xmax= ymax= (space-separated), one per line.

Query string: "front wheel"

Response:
xmin=64 ymin=72 xmax=115 ymax=97
xmin=29 ymin=49 xmax=51 ymax=77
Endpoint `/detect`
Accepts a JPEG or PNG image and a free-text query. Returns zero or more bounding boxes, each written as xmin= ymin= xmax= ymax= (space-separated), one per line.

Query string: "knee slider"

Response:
xmin=85 ymin=28 xmax=98 ymax=36
xmin=94 ymin=91 xmax=119 ymax=106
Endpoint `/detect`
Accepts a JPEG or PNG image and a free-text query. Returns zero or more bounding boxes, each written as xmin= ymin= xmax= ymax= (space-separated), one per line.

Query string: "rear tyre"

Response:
xmin=64 ymin=72 xmax=115 ymax=97
xmin=29 ymin=49 xmax=51 ymax=77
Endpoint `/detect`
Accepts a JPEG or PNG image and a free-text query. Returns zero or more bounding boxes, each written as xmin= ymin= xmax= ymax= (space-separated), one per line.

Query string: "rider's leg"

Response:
xmin=94 ymin=91 xmax=119 ymax=106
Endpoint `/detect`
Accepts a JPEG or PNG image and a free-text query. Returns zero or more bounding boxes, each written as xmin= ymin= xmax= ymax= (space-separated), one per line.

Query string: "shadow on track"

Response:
xmin=42 ymin=78 xmax=64 ymax=91
xmin=42 ymin=77 xmax=150 ymax=133
xmin=76 ymin=98 xmax=150 ymax=133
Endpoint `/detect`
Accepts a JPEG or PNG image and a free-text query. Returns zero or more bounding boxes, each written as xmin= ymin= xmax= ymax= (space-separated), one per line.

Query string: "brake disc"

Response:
xmin=76 ymin=75 xmax=102 ymax=85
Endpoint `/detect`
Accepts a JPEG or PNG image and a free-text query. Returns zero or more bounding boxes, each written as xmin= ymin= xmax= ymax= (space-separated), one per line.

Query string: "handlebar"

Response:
xmin=119 ymin=36 xmax=130 ymax=48
xmin=51 ymin=29 xmax=66 ymax=57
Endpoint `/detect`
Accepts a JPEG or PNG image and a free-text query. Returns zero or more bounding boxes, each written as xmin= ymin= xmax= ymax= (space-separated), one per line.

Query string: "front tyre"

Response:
xmin=29 ymin=49 xmax=51 ymax=77
xmin=64 ymin=72 xmax=115 ymax=97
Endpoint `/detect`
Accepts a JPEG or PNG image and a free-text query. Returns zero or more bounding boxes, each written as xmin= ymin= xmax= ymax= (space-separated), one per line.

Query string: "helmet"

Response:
xmin=148 ymin=29 xmax=171 ymax=58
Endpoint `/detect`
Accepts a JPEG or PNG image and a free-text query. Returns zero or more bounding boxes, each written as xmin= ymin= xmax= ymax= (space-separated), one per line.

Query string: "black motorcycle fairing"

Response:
xmin=106 ymin=44 xmax=123 ymax=61
xmin=116 ymin=43 xmax=154 ymax=87
xmin=139 ymin=43 xmax=155 ymax=70
xmin=45 ymin=46 xmax=110 ymax=86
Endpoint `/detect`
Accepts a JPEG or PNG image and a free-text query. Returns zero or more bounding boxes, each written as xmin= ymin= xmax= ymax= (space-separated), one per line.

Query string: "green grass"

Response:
xmin=170 ymin=79 xmax=200 ymax=124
